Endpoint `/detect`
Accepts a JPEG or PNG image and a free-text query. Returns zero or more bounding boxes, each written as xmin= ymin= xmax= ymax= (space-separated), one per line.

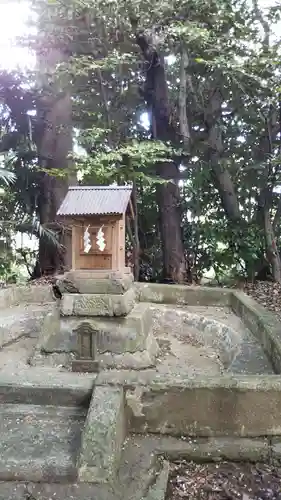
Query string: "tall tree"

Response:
xmin=30 ymin=1 xmax=74 ymax=276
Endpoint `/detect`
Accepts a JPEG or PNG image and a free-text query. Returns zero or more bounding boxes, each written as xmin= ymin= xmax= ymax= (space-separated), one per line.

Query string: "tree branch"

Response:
xmin=252 ymin=0 xmax=270 ymax=46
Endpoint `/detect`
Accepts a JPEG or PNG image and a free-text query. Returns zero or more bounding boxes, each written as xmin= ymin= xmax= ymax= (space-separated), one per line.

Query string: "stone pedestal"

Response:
xmin=52 ymin=270 xmax=159 ymax=372
xmin=29 ymin=271 xmax=159 ymax=372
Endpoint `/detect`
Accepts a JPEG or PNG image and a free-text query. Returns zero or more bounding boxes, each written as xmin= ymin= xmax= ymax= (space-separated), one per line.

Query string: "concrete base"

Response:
xmin=33 ymin=302 xmax=158 ymax=371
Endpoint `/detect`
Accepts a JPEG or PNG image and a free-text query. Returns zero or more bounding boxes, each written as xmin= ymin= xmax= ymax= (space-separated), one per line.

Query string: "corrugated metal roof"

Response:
xmin=57 ymin=185 xmax=132 ymax=216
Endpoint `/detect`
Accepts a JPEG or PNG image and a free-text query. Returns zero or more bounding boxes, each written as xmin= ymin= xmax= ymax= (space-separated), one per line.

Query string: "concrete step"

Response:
xmin=0 ymin=368 xmax=95 ymax=405
xmin=0 ymin=403 xmax=87 ymax=482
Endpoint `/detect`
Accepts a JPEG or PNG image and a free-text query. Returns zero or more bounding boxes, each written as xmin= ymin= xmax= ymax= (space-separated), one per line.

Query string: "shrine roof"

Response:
xmin=57 ymin=185 xmax=132 ymax=216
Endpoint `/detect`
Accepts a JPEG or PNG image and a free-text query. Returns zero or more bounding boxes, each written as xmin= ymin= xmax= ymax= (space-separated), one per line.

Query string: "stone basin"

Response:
xmin=150 ymin=304 xmax=274 ymax=375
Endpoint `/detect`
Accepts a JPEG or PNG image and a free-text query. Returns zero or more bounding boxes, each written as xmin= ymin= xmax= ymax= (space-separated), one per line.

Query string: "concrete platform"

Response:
xmin=0 ymin=282 xmax=281 ymax=496
xmin=0 ymin=403 xmax=86 ymax=482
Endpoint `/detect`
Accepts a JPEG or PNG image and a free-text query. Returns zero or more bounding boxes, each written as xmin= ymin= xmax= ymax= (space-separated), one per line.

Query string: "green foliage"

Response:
xmin=1 ymin=0 xmax=281 ymax=281
xmin=77 ymin=137 xmax=178 ymax=184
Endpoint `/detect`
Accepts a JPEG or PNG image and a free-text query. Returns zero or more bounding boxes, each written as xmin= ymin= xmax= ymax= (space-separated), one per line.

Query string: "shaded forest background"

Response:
xmin=0 ymin=0 xmax=281 ymax=286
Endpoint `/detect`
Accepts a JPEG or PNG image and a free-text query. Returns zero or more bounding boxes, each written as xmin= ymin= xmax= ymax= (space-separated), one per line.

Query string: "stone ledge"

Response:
xmin=231 ymin=290 xmax=281 ymax=373
xmin=0 ymin=369 xmax=95 ymax=406
xmin=124 ymin=374 xmax=281 ymax=437
xmin=153 ymin=436 xmax=270 ymax=462
xmin=61 ymin=288 xmax=136 ymax=317
xmin=58 ymin=270 xmax=134 ymax=295
xmin=78 ymin=386 xmax=126 ymax=483
xmin=0 ymin=285 xmax=54 ymax=309
xmin=136 ymin=283 xmax=231 ymax=306
xmin=96 ymin=371 xmax=281 ymax=389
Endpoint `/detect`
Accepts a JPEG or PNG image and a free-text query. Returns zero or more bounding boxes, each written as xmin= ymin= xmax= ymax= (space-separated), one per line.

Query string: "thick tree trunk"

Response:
xmin=156 ymin=173 xmax=186 ymax=283
xmin=264 ymin=208 xmax=281 ymax=282
xmin=36 ymin=91 xmax=73 ymax=275
xmin=133 ymin=27 xmax=186 ymax=282
xmin=254 ymin=107 xmax=281 ymax=281
xmin=35 ymin=41 xmax=74 ymax=276
xmin=257 ymin=186 xmax=281 ymax=282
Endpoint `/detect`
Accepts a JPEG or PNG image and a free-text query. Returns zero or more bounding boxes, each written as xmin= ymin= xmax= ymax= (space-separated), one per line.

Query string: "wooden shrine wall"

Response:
xmin=71 ymin=215 xmax=124 ymax=271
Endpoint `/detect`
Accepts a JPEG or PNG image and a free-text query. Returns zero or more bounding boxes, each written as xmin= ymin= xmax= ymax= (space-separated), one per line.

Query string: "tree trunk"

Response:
xmin=205 ymin=88 xmax=240 ymax=222
xmin=36 ymin=90 xmax=73 ymax=276
xmin=257 ymin=185 xmax=281 ymax=282
xmin=263 ymin=207 xmax=281 ymax=282
xmin=133 ymin=27 xmax=186 ymax=282
xmin=35 ymin=42 xmax=74 ymax=276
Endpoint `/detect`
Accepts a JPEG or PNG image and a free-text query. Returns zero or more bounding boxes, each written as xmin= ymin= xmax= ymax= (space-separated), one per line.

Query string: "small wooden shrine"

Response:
xmin=57 ymin=185 xmax=133 ymax=272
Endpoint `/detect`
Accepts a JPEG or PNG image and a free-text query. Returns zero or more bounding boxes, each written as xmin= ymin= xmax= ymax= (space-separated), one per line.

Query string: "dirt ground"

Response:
xmin=166 ymin=461 xmax=281 ymax=500
xmin=244 ymin=281 xmax=281 ymax=320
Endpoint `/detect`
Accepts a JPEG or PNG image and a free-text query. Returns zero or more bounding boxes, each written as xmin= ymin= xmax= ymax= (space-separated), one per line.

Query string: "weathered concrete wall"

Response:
xmin=136 ymin=283 xmax=231 ymax=306
xmin=122 ymin=374 xmax=281 ymax=437
xmin=231 ymin=291 xmax=281 ymax=373
xmin=0 ymin=285 xmax=54 ymax=309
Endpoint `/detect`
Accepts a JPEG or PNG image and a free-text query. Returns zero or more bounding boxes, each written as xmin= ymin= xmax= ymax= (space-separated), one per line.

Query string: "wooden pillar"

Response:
xmin=72 ymin=225 xmax=76 ymax=271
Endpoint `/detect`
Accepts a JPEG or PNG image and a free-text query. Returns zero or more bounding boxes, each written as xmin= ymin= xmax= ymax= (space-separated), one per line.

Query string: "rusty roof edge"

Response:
xmin=68 ymin=185 xmax=132 ymax=191
xmin=57 ymin=211 xmax=125 ymax=216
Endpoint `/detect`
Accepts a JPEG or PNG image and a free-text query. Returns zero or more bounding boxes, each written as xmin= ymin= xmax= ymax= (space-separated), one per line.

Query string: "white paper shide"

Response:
xmin=83 ymin=225 xmax=91 ymax=254
xmin=96 ymin=225 xmax=106 ymax=252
